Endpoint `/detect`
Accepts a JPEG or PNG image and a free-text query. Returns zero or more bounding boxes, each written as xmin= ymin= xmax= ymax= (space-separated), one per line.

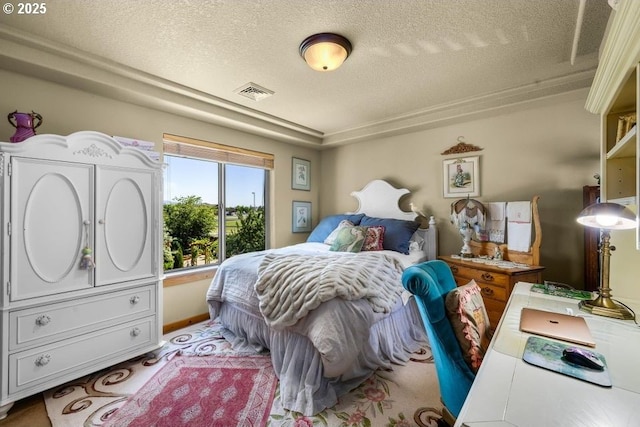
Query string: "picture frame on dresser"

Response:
xmin=292 ymin=157 xmax=310 ymax=191
xmin=443 ymin=156 xmax=480 ymax=198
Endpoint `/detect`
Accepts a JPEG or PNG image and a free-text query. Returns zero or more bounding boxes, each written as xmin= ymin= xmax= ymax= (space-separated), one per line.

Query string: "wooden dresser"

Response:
xmin=438 ymin=255 xmax=544 ymax=328
xmin=441 ymin=195 xmax=545 ymax=328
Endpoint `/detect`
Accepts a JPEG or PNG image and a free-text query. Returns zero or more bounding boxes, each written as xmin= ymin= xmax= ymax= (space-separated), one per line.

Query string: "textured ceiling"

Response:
xmin=0 ymin=0 xmax=612 ymax=146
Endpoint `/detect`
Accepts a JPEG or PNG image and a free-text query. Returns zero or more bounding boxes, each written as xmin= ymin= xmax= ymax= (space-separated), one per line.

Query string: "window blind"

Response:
xmin=163 ymin=133 xmax=274 ymax=169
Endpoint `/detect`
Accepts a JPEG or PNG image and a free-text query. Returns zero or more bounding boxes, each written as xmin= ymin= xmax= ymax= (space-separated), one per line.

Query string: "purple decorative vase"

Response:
xmin=7 ymin=110 xmax=43 ymax=142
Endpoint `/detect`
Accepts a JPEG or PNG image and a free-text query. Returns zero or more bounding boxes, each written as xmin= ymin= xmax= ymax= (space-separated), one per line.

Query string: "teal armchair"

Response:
xmin=402 ymin=260 xmax=475 ymax=425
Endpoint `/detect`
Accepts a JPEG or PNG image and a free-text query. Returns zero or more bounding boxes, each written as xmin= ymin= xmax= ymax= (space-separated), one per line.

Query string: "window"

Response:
xmin=162 ymin=134 xmax=272 ymax=272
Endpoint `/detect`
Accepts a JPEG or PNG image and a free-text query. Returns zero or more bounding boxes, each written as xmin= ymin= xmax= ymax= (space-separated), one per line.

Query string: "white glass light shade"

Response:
xmin=299 ymin=33 xmax=352 ymax=72
xmin=576 ymin=202 xmax=637 ymax=229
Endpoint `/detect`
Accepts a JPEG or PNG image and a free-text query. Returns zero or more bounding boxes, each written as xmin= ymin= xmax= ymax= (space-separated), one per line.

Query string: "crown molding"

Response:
xmin=0 ymin=24 xmax=600 ymax=149
xmin=585 ymin=0 xmax=640 ymax=114
xmin=321 ymin=74 xmax=596 ymax=147
xmin=0 ymin=25 xmax=324 ymax=147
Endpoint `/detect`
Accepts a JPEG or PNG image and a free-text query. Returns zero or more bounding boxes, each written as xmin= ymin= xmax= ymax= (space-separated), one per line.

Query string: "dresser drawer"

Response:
xmin=477 ymin=283 xmax=508 ymax=302
xmin=448 ymin=264 xmax=509 ymax=287
xmin=8 ymin=317 xmax=156 ymax=395
xmin=9 ymin=284 xmax=156 ymax=351
xmin=483 ymin=297 xmax=506 ymax=328
xmin=452 ymin=276 xmax=508 ymax=302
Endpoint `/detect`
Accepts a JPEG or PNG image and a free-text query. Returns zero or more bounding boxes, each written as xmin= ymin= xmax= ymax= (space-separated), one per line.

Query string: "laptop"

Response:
xmin=519 ymin=307 xmax=596 ymax=347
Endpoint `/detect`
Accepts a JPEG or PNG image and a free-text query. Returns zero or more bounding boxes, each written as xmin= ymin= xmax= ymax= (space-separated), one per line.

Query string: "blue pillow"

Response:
xmin=360 ymin=216 xmax=419 ymax=254
xmin=307 ymin=214 xmax=365 ymax=243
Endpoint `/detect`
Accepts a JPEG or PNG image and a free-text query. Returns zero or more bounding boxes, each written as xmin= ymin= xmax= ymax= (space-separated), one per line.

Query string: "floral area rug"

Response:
xmin=44 ymin=319 xmax=444 ymax=427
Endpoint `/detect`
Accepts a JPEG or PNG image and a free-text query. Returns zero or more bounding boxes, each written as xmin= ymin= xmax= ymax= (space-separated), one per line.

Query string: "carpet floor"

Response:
xmin=9 ymin=319 xmax=443 ymax=427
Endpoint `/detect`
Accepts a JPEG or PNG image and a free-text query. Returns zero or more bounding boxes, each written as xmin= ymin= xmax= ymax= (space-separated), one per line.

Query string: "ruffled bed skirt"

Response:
xmin=208 ymin=298 xmax=428 ymax=415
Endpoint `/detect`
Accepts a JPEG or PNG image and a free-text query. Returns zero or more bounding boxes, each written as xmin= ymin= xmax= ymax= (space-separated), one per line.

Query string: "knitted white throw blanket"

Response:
xmin=255 ymin=252 xmax=404 ymax=329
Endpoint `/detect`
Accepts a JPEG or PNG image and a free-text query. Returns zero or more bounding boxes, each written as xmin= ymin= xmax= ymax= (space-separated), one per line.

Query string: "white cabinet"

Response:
xmin=585 ymin=0 xmax=640 ymax=249
xmin=598 ymin=67 xmax=637 ymax=204
xmin=0 ymin=131 xmax=163 ymax=418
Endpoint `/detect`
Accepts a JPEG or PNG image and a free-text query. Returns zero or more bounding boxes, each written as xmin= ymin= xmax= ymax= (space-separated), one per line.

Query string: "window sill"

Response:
xmin=163 ymin=265 xmax=218 ymax=287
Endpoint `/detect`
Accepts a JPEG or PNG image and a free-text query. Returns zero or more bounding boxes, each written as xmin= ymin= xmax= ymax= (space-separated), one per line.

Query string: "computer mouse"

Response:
xmin=562 ymin=347 xmax=605 ymax=370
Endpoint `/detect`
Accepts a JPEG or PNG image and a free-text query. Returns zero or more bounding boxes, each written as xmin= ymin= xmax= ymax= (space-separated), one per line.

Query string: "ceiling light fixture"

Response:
xmin=299 ymin=33 xmax=352 ymax=72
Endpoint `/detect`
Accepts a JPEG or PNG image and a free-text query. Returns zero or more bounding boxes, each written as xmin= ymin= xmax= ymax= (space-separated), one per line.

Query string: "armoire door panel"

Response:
xmin=11 ymin=158 xmax=94 ymax=300
xmin=96 ymin=166 xmax=155 ymax=286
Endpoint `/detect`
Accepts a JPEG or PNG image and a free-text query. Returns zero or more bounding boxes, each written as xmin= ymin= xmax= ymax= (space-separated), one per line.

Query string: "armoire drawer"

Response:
xmin=9 ymin=316 xmax=156 ymax=395
xmin=9 ymin=284 xmax=156 ymax=351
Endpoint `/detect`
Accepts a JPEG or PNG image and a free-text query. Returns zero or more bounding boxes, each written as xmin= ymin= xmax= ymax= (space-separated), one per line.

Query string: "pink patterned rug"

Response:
xmin=103 ymin=355 xmax=277 ymax=427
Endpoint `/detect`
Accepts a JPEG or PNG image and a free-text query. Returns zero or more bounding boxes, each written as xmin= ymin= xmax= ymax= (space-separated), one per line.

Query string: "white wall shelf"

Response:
xmin=607 ymin=125 xmax=637 ymax=159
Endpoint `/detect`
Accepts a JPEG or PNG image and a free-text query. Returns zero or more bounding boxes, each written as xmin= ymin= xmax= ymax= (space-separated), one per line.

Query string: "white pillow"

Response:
xmin=324 ymin=220 xmax=354 ymax=245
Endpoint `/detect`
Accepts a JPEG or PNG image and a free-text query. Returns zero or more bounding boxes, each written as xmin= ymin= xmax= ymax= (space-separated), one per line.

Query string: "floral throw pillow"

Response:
xmin=324 ymin=220 xmax=354 ymax=245
xmin=329 ymin=226 xmax=368 ymax=252
xmin=362 ymin=225 xmax=385 ymax=251
xmin=444 ymin=279 xmax=491 ymax=372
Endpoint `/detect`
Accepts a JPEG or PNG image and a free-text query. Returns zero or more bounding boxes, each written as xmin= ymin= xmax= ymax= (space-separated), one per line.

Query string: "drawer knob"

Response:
xmin=131 ymin=327 xmax=141 ymax=337
xmin=35 ymin=354 xmax=51 ymax=367
xmin=481 ymin=287 xmax=494 ymax=297
xmin=35 ymin=315 xmax=51 ymax=326
xmin=481 ymin=273 xmax=494 ymax=281
xmin=450 ymin=266 xmax=459 ymax=274
xmin=130 ymin=296 xmax=140 ymax=305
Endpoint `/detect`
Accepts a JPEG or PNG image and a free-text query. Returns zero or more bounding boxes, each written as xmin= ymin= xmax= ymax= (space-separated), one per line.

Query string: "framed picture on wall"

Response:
xmin=443 ymin=156 xmax=480 ymax=198
xmin=292 ymin=201 xmax=312 ymax=233
xmin=292 ymin=157 xmax=311 ymax=191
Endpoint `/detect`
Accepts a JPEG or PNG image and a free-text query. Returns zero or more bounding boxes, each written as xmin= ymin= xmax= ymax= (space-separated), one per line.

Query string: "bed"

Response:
xmin=206 ymin=179 xmax=438 ymax=415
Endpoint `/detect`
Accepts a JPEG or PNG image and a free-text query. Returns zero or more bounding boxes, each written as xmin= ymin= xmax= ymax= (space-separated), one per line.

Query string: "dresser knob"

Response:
xmin=481 ymin=273 xmax=494 ymax=281
xmin=35 ymin=315 xmax=51 ymax=326
xmin=130 ymin=296 xmax=140 ymax=305
xmin=131 ymin=327 xmax=141 ymax=337
xmin=481 ymin=287 xmax=494 ymax=297
xmin=35 ymin=354 xmax=51 ymax=367
xmin=450 ymin=266 xmax=459 ymax=274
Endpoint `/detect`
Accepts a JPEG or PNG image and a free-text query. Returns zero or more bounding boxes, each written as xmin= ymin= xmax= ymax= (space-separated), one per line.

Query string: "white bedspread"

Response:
xmin=256 ymin=252 xmax=403 ymax=329
xmin=206 ymin=243 xmax=416 ymax=372
xmin=206 ymin=242 xmax=428 ymax=415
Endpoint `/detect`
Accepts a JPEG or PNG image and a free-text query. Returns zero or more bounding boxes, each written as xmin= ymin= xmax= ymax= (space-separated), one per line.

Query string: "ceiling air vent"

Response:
xmin=234 ymin=82 xmax=274 ymax=101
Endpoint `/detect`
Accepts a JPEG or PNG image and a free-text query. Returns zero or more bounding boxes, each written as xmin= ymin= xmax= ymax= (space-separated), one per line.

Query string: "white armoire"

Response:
xmin=0 ymin=131 xmax=163 ymax=417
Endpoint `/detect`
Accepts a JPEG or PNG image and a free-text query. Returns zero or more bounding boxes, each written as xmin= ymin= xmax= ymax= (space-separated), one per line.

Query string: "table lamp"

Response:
xmin=576 ymin=202 xmax=637 ymax=320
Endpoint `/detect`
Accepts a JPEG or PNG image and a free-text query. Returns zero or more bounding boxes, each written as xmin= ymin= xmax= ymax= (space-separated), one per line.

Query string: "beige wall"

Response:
xmin=0 ymin=70 xmax=319 ymax=325
xmin=320 ymin=89 xmax=601 ymax=287
xmin=4 ymin=69 xmax=627 ymax=322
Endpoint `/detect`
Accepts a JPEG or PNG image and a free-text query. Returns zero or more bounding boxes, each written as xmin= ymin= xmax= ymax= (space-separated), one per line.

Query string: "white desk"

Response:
xmin=455 ymin=282 xmax=640 ymax=427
